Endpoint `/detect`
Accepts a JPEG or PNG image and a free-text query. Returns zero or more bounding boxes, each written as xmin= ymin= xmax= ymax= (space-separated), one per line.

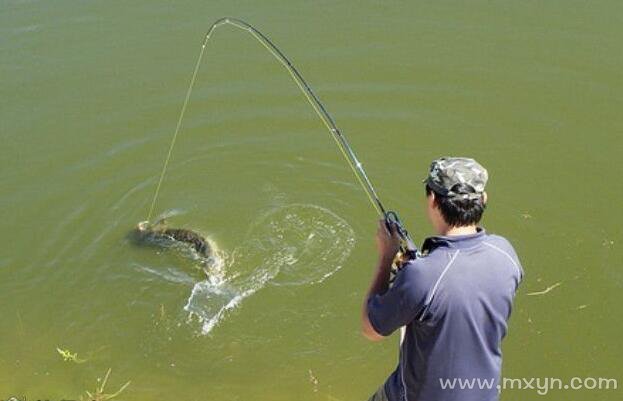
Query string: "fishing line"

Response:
xmin=146 ymin=17 xmax=385 ymax=222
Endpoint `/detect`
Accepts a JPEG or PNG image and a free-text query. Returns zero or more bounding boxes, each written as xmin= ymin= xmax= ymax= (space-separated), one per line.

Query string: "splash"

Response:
xmin=183 ymin=204 xmax=355 ymax=334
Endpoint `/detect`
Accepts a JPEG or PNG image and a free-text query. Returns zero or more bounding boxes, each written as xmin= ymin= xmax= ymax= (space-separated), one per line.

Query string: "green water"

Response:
xmin=1 ymin=1 xmax=622 ymax=400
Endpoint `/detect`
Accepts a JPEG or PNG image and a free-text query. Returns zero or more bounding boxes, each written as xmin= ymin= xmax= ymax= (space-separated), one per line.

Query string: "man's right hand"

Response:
xmin=376 ymin=219 xmax=400 ymax=261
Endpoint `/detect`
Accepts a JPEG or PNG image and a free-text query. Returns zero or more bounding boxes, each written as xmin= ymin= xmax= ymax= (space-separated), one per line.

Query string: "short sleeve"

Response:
xmin=367 ymin=263 xmax=428 ymax=336
xmin=491 ymin=235 xmax=524 ymax=285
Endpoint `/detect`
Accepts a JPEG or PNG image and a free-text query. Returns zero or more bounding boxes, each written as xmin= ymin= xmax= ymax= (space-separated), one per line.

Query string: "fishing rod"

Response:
xmin=147 ymin=17 xmax=419 ymax=261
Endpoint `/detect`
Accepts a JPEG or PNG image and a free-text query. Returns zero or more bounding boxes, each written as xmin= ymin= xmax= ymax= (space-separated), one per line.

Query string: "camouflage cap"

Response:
xmin=424 ymin=157 xmax=488 ymax=200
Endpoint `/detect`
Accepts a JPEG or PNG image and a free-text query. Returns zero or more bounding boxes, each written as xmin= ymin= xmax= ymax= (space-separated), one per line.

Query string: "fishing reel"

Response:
xmin=384 ymin=210 xmax=418 ymax=270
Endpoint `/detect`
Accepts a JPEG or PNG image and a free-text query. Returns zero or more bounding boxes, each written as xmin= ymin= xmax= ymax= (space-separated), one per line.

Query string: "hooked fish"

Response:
xmin=133 ymin=218 xmax=213 ymax=259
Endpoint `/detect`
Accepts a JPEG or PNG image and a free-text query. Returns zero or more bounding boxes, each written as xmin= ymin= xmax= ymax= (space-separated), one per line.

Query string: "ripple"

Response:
xmin=243 ymin=203 xmax=356 ymax=286
xmin=183 ymin=203 xmax=355 ymax=334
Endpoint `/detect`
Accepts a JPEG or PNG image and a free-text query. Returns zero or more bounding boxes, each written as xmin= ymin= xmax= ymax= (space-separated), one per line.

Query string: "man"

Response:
xmin=361 ymin=157 xmax=523 ymax=401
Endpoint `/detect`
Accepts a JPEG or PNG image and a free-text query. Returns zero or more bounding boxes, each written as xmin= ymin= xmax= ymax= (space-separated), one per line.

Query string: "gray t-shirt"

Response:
xmin=367 ymin=228 xmax=523 ymax=401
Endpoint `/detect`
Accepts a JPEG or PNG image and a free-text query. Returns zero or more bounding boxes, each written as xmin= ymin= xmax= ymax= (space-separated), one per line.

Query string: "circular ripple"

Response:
xmin=243 ymin=203 xmax=356 ymax=286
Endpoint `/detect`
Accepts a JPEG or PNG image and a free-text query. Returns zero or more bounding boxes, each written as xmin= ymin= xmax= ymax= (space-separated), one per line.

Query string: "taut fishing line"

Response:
xmin=146 ymin=17 xmax=418 ymax=259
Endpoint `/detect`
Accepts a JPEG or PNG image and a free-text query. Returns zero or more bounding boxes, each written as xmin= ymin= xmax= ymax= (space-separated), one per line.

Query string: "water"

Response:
xmin=1 ymin=1 xmax=622 ymax=400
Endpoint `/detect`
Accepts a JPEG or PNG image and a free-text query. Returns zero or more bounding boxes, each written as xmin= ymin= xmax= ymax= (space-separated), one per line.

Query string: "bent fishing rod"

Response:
xmin=147 ymin=17 xmax=419 ymax=260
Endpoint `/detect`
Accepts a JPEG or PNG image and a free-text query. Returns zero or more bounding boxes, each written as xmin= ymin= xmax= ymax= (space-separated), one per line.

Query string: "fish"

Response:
xmin=132 ymin=218 xmax=213 ymax=261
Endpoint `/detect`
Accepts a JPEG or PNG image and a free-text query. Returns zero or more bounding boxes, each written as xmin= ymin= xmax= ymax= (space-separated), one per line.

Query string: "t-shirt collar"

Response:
xmin=422 ymin=227 xmax=487 ymax=252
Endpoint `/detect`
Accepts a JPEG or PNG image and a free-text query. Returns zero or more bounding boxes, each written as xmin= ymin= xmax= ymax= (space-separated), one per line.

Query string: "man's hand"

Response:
xmin=362 ymin=219 xmax=401 ymax=341
xmin=376 ymin=219 xmax=401 ymax=260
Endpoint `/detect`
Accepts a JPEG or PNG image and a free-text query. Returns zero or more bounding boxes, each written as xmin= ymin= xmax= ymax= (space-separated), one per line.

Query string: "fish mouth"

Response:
xmin=137 ymin=220 xmax=151 ymax=232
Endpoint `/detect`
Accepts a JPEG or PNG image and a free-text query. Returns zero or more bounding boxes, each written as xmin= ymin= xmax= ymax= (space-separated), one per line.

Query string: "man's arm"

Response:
xmin=361 ymin=220 xmax=400 ymax=341
xmin=361 ymin=253 xmax=394 ymax=341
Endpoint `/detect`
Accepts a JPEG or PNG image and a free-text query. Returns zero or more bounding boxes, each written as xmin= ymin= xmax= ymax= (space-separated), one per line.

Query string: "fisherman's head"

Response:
xmin=423 ymin=157 xmax=488 ymax=234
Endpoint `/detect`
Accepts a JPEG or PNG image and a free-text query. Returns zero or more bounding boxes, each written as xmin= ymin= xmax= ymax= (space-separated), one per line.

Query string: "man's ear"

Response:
xmin=427 ymin=191 xmax=437 ymax=210
xmin=482 ymin=191 xmax=488 ymax=205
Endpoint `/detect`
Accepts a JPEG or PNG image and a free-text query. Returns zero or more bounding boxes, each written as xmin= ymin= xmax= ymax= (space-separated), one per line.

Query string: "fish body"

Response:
xmin=134 ymin=220 xmax=212 ymax=258
xmin=160 ymin=227 xmax=212 ymax=257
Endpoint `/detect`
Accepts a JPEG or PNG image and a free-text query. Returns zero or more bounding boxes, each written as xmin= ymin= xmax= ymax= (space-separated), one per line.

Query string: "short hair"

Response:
xmin=425 ymin=183 xmax=486 ymax=227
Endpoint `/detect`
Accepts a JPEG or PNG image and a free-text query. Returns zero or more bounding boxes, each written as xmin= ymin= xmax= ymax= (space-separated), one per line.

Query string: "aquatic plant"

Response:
xmin=81 ymin=368 xmax=131 ymax=401
xmin=56 ymin=347 xmax=87 ymax=364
